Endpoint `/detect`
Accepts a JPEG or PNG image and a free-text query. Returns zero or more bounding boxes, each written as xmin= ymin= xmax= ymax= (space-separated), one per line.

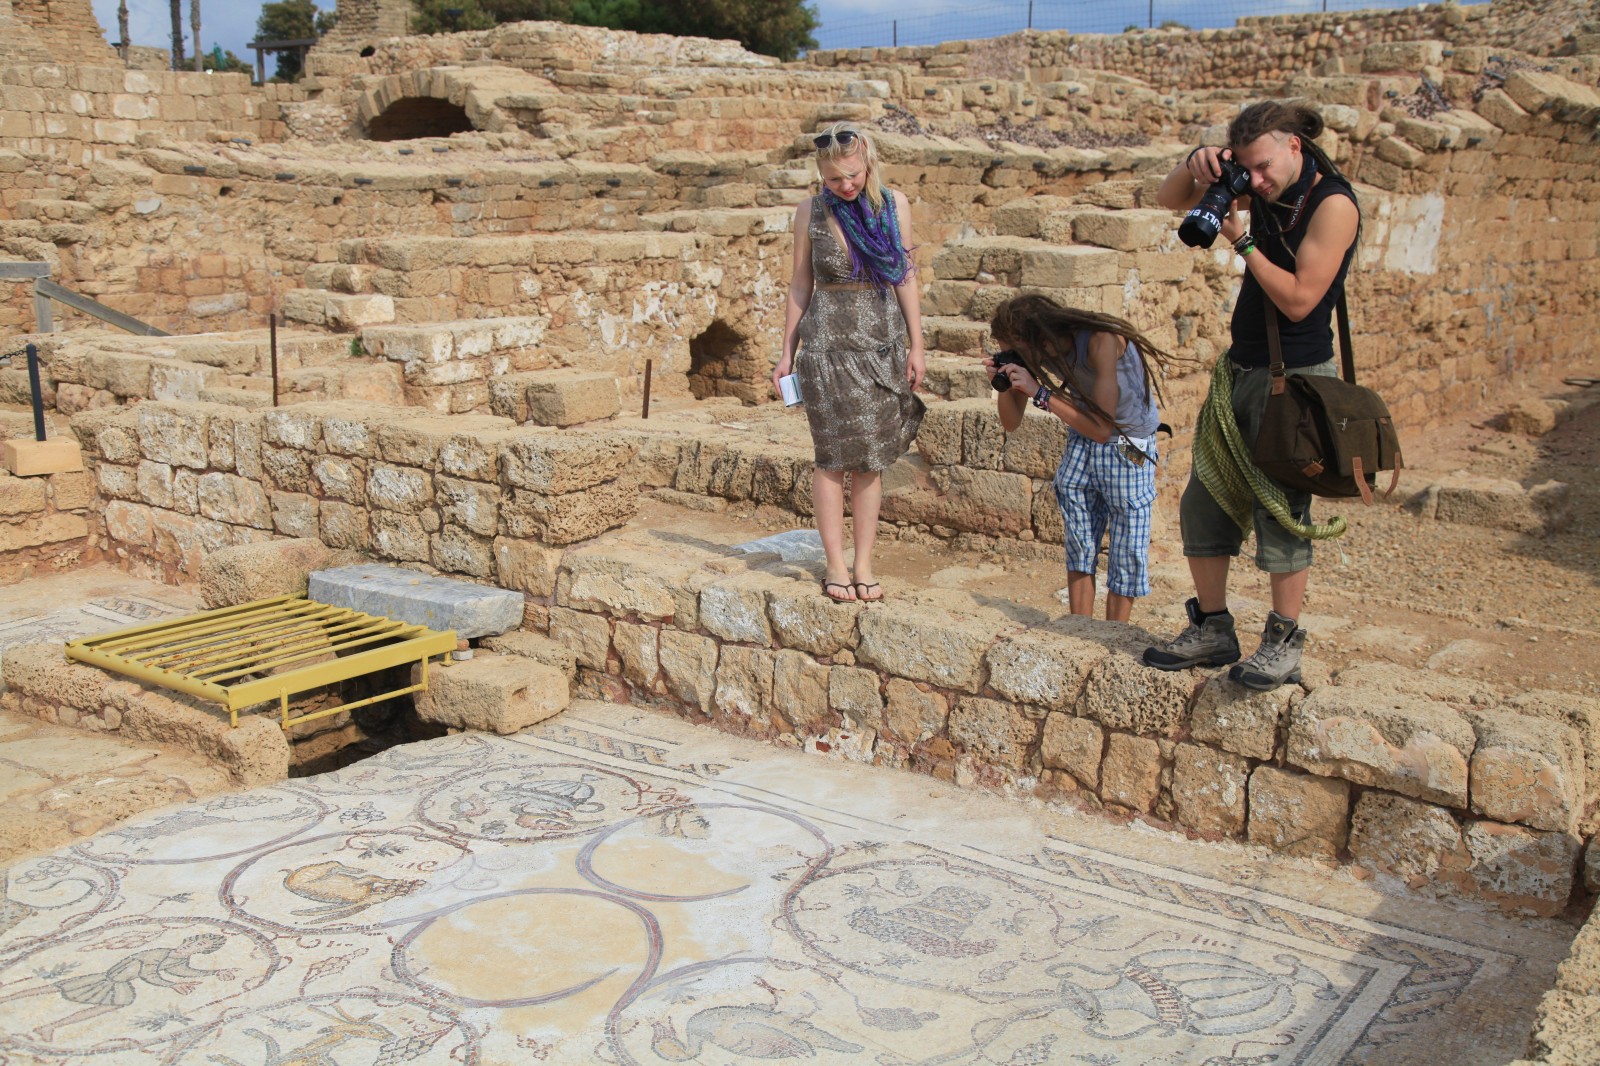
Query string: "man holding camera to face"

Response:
xmin=1141 ymin=100 xmax=1361 ymax=691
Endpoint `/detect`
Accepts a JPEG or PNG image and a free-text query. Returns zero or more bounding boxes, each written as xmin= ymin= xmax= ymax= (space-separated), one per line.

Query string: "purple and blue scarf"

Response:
xmin=822 ymin=188 xmax=912 ymax=289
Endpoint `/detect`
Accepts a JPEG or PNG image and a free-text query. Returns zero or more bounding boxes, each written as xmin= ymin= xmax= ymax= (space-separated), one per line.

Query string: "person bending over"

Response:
xmin=986 ymin=294 xmax=1173 ymax=622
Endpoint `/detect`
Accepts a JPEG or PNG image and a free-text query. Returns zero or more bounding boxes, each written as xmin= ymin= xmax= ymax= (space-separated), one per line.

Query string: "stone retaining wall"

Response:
xmin=538 ymin=536 xmax=1595 ymax=916
xmin=808 ymin=1 xmax=1599 ymax=91
xmin=68 ymin=400 xmax=634 ymax=588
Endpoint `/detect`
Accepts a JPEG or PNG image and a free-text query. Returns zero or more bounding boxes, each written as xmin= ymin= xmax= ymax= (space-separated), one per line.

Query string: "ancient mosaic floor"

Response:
xmin=0 ymin=702 xmax=1574 ymax=1065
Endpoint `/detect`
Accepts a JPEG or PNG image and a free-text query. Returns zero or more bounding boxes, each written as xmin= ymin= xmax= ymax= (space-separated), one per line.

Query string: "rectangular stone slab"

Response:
xmin=309 ymin=564 xmax=522 ymax=638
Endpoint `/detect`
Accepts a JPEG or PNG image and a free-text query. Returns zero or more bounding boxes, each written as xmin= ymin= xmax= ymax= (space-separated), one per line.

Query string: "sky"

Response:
xmin=89 ymin=0 xmax=1468 ymax=73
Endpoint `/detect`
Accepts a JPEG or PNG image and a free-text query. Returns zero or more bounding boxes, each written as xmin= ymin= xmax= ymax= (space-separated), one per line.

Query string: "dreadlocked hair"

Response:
xmin=1227 ymin=100 xmax=1348 ymax=186
xmin=989 ymin=294 xmax=1175 ymax=433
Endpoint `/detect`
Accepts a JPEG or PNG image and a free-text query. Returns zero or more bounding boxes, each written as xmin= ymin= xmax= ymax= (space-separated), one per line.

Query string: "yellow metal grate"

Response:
xmin=65 ymin=596 xmax=458 ymax=730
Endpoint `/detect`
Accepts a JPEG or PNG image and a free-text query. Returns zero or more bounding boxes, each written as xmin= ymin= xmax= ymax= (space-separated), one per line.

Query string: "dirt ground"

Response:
xmin=643 ymin=368 xmax=1600 ymax=699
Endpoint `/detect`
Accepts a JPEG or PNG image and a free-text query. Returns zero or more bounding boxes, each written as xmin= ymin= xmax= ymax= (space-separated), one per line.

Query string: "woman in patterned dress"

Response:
xmin=772 ymin=122 xmax=926 ymax=602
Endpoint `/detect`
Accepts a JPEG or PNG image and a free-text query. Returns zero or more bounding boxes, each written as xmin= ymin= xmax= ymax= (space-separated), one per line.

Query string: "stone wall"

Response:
xmin=536 ymin=538 xmax=1595 ymax=917
xmin=0 ymin=65 xmax=299 ymax=164
xmin=8 ymin=0 xmax=116 ymax=68
xmin=809 ymin=1 xmax=1600 ymax=91
xmin=68 ymin=400 xmax=633 ymax=589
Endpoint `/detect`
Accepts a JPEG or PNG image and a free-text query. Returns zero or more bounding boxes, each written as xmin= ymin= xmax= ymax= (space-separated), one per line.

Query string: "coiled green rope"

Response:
xmin=1192 ymin=356 xmax=1348 ymax=541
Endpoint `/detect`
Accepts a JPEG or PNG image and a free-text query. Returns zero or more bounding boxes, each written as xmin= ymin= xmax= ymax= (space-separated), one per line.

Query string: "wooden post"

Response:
xmin=642 ymin=359 xmax=653 ymax=419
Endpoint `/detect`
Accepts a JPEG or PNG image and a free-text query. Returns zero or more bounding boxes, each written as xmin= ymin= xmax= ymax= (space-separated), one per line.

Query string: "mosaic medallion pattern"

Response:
xmin=0 ymin=706 xmax=1565 ymax=1064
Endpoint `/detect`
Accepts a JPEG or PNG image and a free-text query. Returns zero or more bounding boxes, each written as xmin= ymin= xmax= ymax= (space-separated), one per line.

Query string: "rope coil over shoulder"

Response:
xmin=1193 ymin=356 xmax=1348 ymax=542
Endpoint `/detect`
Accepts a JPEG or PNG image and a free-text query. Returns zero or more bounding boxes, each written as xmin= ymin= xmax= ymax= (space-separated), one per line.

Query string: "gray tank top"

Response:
xmin=1069 ymin=331 xmax=1160 ymax=439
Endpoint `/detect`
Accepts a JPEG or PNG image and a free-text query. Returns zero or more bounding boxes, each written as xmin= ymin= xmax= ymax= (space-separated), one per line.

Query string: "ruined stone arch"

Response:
xmin=353 ymin=68 xmax=519 ymax=140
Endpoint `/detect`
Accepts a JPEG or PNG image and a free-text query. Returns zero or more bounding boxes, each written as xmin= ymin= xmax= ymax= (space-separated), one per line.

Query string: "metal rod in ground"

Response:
xmin=269 ymin=313 xmax=279 ymax=407
xmin=642 ymin=359 xmax=653 ymax=419
xmin=26 ymin=344 xmax=44 ymax=441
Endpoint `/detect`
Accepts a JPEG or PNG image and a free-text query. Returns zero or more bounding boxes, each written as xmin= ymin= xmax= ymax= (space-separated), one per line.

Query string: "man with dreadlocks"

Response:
xmin=775 ymin=122 xmax=926 ymax=603
xmin=1142 ymin=99 xmax=1361 ymax=691
xmin=986 ymin=295 xmax=1174 ymax=622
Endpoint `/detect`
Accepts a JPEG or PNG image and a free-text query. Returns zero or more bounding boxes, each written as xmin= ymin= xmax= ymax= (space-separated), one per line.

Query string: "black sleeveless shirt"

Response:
xmin=1230 ymin=173 xmax=1358 ymax=368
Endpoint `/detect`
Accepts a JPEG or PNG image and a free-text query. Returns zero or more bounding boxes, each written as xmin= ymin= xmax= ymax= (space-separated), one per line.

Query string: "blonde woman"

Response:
xmin=773 ymin=122 xmax=926 ymax=602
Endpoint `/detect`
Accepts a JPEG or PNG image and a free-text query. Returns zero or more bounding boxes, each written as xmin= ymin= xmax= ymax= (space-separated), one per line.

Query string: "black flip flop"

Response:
xmin=822 ymin=579 xmax=855 ymax=602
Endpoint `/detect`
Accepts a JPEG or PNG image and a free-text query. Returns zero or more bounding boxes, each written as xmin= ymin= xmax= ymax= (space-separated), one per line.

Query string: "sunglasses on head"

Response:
xmin=813 ymin=130 xmax=859 ymax=150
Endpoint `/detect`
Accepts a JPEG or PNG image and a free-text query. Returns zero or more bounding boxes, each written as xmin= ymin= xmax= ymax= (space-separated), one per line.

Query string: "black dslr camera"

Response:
xmin=1178 ymin=156 xmax=1252 ymax=248
xmin=989 ymin=349 xmax=1026 ymax=392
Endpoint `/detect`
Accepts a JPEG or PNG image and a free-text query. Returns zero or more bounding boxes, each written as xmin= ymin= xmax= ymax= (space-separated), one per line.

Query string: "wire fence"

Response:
xmin=811 ymin=0 xmax=1490 ymax=51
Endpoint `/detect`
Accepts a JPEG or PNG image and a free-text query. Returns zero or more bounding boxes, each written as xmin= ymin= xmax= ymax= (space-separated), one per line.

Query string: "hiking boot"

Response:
xmin=1229 ymin=611 xmax=1306 ymax=691
xmin=1142 ymin=598 xmax=1241 ymax=670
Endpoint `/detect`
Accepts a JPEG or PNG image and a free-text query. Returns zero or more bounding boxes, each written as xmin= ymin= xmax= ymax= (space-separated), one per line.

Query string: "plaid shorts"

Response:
xmin=1054 ymin=431 xmax=1158 ymax=598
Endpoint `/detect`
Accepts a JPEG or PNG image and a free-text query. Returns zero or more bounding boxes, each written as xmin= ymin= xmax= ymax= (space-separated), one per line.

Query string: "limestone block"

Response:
xmin=491 ymin=371 xmax=620 ymax=427
xmin=104 ymin=500 xmax=154 ymax=547
xmin=1411 ymin=472 xmax=1571 ymax=535
xmin=556 ymin=547 xmax=696 ymax=621
xmin=501 ymin=479 xmax=638 ymax=546
xmin=318 ymin=499 xmax=368 ymax=547
xmin=1287 ymin=689 xmax=1474 ymax=807
xmin=713 ymin=645 xmax=774 ymax=726
xmin=0 ymin=472 xmax=47 ymax=515
xmin=311 ymin=456 xmax=367 ymax=505
xmin=700 ymin=571 xmax=787 ymax=645
xmin=1475 ymin=88 xmax=1531 ymax=134
xmin=499 ymin=431 xmax=636 ymax=494
xmin=136 ymin=404 xmax=209 ymax=469
xmin=911 ymin=400 xmax=979 ymax=466
xmin=950 ymin=697 xmax=1036 ymax=771
xmin=309 ymin=564 xmax=524 ymax=638
xmin=1504 ymin=400 xmax=1558 ymax=436
xmin=985 ymin=625 xmax=1109 ymax=711
xmin=1102 ymin=733 xmax=1160 ymax=813
xmin=1001 ymin=412 xmax=1069 ymax=479
xmin=1362 ymin=41 xmax=1444 ymax=72
xmin=1586 ymin=837 xmax=1600 ymax=895
xmin=196 ymin=473 xmax=272 ymax=530
xmin=365 ymin=464 xmax=432 ymax=515
xmin=1525 ymin=990 xmax=1600 ymax=1065
xmin=1503 ymin=70 xmax=1600 ymax=119
xmin=1072 ymin=209 xmax=1171 ymax=251
xmin=1462 ymin=709 xmax=1584 ymax=832
xmin=48 ymin=470 xmax=93 ymax=511
xmin=774 ymin=648 xmax=829 ymax=732
xmin=1375 ymin=136 xmax=1425 ymax=170
xmin=488 ymin=537 xmax=560 ymax=599
xmin=612 ymin=621 xmax=660 ymax=688
xmin=1247 ymin=766 xmax=1350 ymax=859
xmin=97 ymin=464 xmax=139 ymax=501
xmin=0 ymin=512 xmax=87 ymax=552
xmin=435 ymin=477 xmax=499 ymax=537
xmin=548 ymin=606 xmax=611 ymax=673
xmin=410 ymin=654 xmax=567 ymax=734
xmin=431 ymin=527 xmax=494 ymax=579
xmin=198 ymin=538 xmax=338 ymax=608
xmin=855 ymin=596 xmax=1013 ymax=692
xmin=1172 ymin=744 xmax=1249 ymax=836
xmin=1042 ymin=713 xmax=1102 ymax=790
xmin=479 ymin=630 xmax=577 ymax=682
xmin=881 ymin=466 xmax=1032 ymax=536
xmin=660 ymin=629 xmax=717 ymax=712
xmin=1076 ymin=651 xmax=1194 ymax=736
xmin=1503 ymin=690 xmax=1600 ymax=808
xmin=1349 ymin=792 xmax=1470 ymax=888
xmin=369 ymin=510 xmax=425 ymax=561
xmin=767 ymin=581 xmax=859 ymax=657
xmin=1019 ymin=245 xmax=1119 ymax=288
xmin=832 ymin=667 xmax=884 ymax=729
xmin=1189 ymin=676 xmax=1289 ymax=760
xmin=1333 ymin=661 xmax=1492 ymax=705
xmin=270 ymin=489 xmax=320 ymax=541
xmin=1462 ymin=820 xmax=1581 ymax=916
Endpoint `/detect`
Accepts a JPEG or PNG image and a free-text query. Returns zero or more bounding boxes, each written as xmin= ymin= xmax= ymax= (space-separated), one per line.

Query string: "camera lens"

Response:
xmin=1178 ymin=159 xmax=1252 ymax=248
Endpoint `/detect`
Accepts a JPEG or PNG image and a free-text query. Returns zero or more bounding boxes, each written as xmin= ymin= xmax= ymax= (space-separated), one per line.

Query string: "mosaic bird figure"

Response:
xmin=650 ymin=1005 xmax=863 ymax=1060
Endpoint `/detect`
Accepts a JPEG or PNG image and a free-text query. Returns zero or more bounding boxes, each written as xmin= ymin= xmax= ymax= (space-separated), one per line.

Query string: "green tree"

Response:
xmin=254 ymin=0 xmax=334 ymax=80
xmin=413 ymin=0 xmax=498 ymax=35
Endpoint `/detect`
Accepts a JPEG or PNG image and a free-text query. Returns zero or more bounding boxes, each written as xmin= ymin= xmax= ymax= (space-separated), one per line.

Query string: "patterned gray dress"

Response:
xmin=794 ymin=196 xmax=926 ymax=472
